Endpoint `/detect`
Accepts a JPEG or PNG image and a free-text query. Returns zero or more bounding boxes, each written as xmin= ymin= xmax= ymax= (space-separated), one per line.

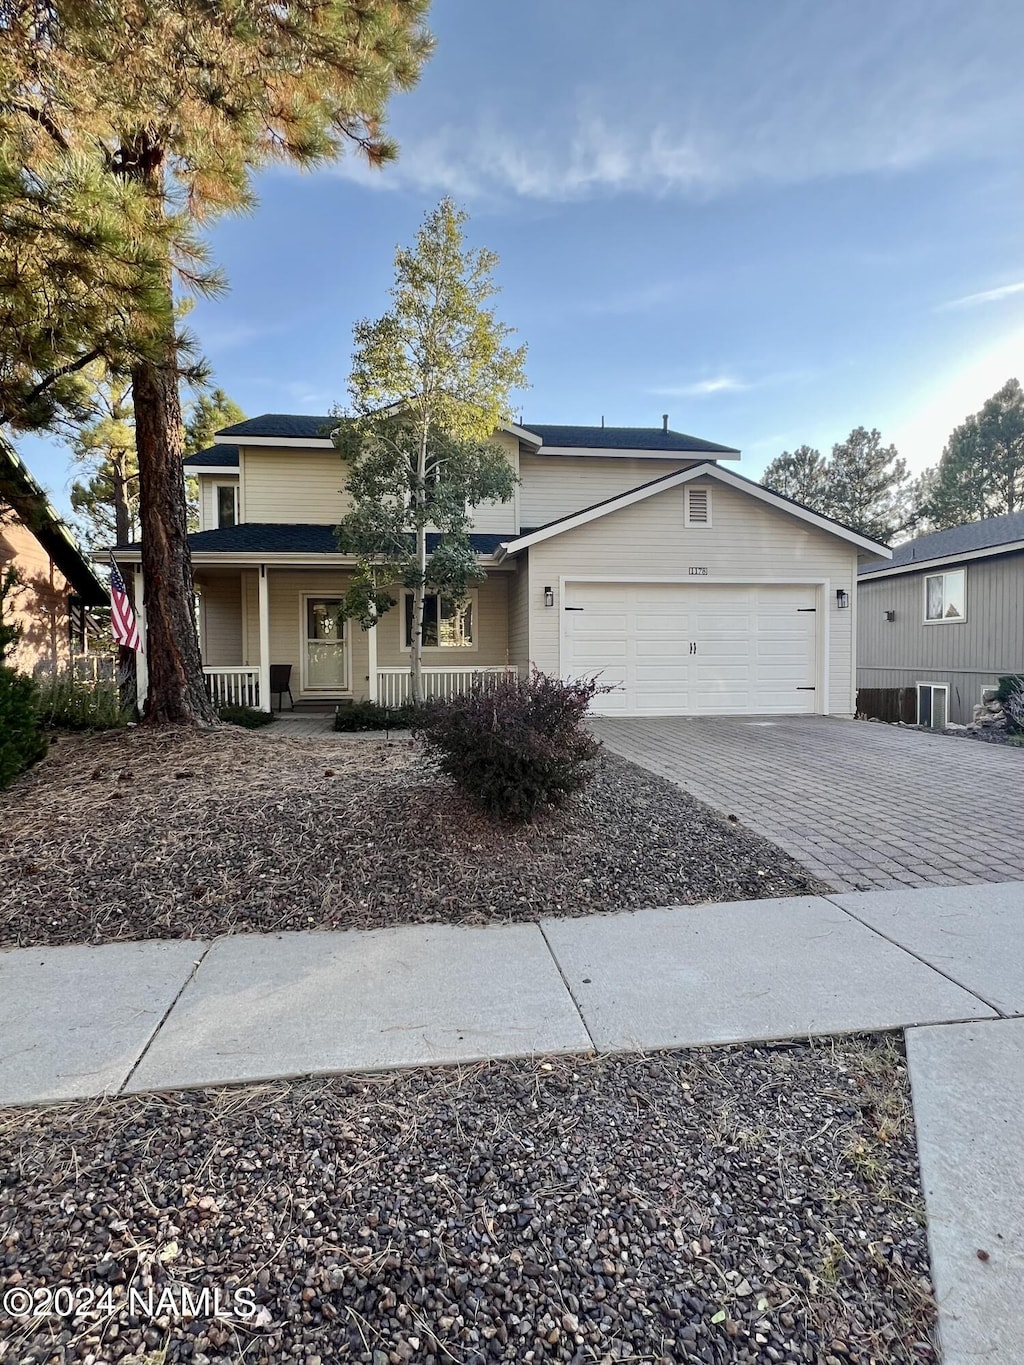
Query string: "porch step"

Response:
xmin=284 ymin=699 xmax=350 ymax=715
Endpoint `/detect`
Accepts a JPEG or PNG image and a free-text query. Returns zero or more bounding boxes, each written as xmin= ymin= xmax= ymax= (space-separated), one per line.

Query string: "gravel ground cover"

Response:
xmin=0 ymin=1037 xmax=935 ymax=1365
xmin=0 ymin=728 xmax=824 ymax=949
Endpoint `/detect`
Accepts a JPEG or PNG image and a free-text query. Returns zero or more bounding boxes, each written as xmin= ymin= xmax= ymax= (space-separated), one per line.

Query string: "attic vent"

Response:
xmin=685 ymin=486 xmax=711 ymax=527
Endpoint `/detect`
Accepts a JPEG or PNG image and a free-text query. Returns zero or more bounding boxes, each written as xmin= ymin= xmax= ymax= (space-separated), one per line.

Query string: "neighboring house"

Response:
xmin=113 ymin=415 xmax=891 ymax=716
xmin=0 ymin=438 xmax=107 ymax=674
xmin=858 ymin=511 xmax=1024 ymax=726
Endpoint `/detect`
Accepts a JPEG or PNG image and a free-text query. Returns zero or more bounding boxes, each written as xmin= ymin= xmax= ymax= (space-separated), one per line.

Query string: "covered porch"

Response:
xmin=193 ymin=563 xmax=519 ymax=712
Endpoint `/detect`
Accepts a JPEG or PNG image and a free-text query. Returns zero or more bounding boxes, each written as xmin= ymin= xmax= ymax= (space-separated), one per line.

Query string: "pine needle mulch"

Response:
xmin=0 ymin=725 xmax=824 ymax=949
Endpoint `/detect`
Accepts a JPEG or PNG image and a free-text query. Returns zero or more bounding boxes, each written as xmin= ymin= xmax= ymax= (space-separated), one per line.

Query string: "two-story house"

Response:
xmin=112 ymin=415 xmax=891 ymax=716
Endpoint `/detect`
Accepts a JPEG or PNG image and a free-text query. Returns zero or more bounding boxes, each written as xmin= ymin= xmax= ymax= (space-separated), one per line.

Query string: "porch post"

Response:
xmin=133 ymin=567 xmax=149 ymax=714
xmin=366 ymin=610 xmax=378 ymax=702
xmin=258 ymin=564 xmax=271 ymax=712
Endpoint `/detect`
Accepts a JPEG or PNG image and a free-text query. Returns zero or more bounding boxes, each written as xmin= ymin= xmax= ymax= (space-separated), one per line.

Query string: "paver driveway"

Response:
xmin=592 ymin=716 xmax=1024 ymax=891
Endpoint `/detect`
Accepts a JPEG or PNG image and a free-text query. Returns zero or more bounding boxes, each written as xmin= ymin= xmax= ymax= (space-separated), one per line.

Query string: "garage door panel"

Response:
xmin=636 ymin=664 xmax=692 ymax=683
xmin=565 ymin=582 xmax=819 ymax=716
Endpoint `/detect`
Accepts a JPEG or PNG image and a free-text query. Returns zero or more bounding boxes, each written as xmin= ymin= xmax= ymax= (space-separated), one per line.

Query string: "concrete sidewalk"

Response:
xmin=2 ymin=880 xmax=1023 ymax=1363
xmin=3 ymin=881 xmax=1022 ymax=1107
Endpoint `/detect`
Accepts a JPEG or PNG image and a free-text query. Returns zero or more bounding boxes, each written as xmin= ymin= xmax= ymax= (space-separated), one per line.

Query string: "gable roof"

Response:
xmin=0 ymin=437 xmax=108 ymax=605
xmin=182 ymin=444 xmax=239 ymax=470
xmin=214 ymin=413 xmax=738 ymax=458
xmin=859 ymin=510 xmax=1024 ymax=578
xmin=498 ymin=461 xmax=893 ymax=560
xmin=527 ymin=423 xmax=739 ymax=456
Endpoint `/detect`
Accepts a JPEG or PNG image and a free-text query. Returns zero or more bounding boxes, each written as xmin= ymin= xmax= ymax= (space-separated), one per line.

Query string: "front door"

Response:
xmin=304 ymin=598 xmax=347 ymax=691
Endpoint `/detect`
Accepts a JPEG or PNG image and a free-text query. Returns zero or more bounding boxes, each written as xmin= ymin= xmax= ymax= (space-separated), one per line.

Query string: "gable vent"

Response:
xmin=685 ymin=486 xmax=711 ymax=527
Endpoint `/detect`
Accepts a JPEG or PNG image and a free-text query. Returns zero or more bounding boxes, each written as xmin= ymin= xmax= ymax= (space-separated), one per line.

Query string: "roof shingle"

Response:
xmin=214 ymin=413 xmax=739 ymax=455
xmin=182 ymin=444 xmax=239 ymax=469
xmin=116 ymin=524 xmax=507 ymax=557
xmin=859 ymin=511 xmax=1024 ymax=575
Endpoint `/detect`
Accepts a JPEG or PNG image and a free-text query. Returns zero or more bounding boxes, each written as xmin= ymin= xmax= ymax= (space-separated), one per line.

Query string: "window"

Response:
xmin=216 ymin=483 xmax=238 ymax=529
xmin=403 ymin=592 xmax=475 ymax=648
xmin=917 ymin=683 xmax=949 ymax=729
xmin=685 ymin=486 xmax=712 ymax=527
xmin=924 ymin=569 xmax=965 ymax=622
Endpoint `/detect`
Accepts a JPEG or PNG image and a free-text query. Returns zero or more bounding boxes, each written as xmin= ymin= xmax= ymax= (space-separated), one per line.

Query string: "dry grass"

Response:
xmin=0 ymin=725 xmax=824 ymax=949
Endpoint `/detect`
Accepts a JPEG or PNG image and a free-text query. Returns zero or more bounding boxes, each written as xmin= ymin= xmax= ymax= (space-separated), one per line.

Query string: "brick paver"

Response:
xmin=593 ymin=716 xmax=1024 ymax=891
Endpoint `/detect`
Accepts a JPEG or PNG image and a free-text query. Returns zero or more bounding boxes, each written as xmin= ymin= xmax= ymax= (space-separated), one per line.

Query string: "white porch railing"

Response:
xmin=377 ymin=665 xmax=518 ymax=708
xmin=204 ymin=666 xmax=260 ymax=708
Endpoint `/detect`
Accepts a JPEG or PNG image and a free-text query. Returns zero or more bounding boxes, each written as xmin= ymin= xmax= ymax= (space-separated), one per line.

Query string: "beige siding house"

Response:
xmin=858 ymin=511 xmax=1024 ymax=725
xmin=1 ymin=439 xmax=107 ymax=674
xmin=113 ymin=416 xmax=890 ymax=715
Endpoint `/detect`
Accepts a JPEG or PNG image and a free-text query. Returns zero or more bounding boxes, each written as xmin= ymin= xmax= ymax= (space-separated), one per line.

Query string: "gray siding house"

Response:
xmin=858 ymin=511 xmax=1024 ymax=726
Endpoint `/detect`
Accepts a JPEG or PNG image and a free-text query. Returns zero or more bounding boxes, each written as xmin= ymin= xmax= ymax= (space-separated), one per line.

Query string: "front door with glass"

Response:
xmin=305 ymin=599 xmax=346 ymax=691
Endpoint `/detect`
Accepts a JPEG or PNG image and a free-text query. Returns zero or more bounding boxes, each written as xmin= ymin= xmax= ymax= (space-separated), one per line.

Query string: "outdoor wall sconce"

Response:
xmin=544 ymin=585 xmax=554 ymax=607
xmin=885 ymin=610 xmax=896 ymax=623
xmin=836 ymin=588 xmax=850 ymax=609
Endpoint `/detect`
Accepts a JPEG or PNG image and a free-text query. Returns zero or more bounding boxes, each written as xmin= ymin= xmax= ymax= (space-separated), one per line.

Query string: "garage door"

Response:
xmin=563 ymin=582 xmax=819 ymax=716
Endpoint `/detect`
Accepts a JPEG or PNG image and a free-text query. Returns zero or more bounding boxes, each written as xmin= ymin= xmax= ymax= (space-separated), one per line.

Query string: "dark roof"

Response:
xmin=115 ymin=524 xmax=507 ymax=557
xmin=859 ymin=511 xmax=1024 ymax=576
xmin=215 ymin=413 xmax=740 ymax=455
xmin=527 ymin=423 xmax=740 ymax=454
xmin=217 ymin=414 xmax=335 ymax=439
xmin=182 ymin=444 xmax=239 ymax=469
xmin=0 ymin=437 xmax=108 ymax=605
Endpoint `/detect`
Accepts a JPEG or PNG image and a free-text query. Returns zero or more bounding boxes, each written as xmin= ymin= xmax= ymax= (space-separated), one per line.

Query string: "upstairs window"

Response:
xmin=216 ymin=483 xmax=239 ymax=529
xmin=685 ymin=486 xmax=712 ymax=527
xmin=924 ymin=569 xmax=965 ymax=623
xmin=403 ymin=592 xmax=475 ymax=648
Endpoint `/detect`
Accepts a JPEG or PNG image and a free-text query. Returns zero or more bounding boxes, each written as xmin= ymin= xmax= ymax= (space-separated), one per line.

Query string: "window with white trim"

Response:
xmin=924 ymin=569 xmax=965 ymax=622
xmin=403 ymin=592 xmax=476 ymax=649
xmin=917 ymin=683 xmax=949 ymax=729
xmin=685 ymin=486 xmax=712 ymax=527
xmin=216 ymin=483 xmax=239 ymax=529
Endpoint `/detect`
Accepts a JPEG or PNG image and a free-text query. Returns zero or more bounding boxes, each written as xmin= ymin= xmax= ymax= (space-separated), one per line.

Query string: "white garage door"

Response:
xmin=563 ymin=582 xmax=819 ymax=716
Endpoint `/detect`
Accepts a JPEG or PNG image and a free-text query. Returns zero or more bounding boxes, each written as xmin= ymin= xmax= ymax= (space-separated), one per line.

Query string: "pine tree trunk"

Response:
xmin=118 ymin=131 xmax=215 ymax=725
xmin=132 ymin=347 xmax=214 ymax=723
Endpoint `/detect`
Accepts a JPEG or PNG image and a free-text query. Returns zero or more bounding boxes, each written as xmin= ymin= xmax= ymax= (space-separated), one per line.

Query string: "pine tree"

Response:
xmin=761 ymin=445 xmax=829 ymax=509
xmin=917 ymin=380 xmax=1024 ymax=529
xmin=762 ymin=429 xmax=910 ymax=542
xmin=68 ymin=372 xmax=246 ymax=548
xmin=68 ymin=369 xmax=140 ymax=549
xmin=184 ymin=390 xmax=246 ymax=456
xmin=1 ymin=1 xmax=433 ymax=723
xmin=827 ymin=427 xmax=911 ymax=542
xmin=335 ymin=199 xmax=527 ymax=703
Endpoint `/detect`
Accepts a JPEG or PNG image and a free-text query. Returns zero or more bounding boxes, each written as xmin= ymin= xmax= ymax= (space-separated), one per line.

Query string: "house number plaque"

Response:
xmin=688 ymin=566 xmax=708 ymax=576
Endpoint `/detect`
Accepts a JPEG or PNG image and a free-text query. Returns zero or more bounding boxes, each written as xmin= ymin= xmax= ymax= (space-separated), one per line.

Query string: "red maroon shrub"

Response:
xmin=419 ymin=671 xmax=606 ymax=822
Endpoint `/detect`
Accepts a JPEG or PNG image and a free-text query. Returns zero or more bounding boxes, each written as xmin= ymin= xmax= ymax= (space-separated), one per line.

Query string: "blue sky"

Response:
xmin=22 ymin=0 xmax=1024 ymax=519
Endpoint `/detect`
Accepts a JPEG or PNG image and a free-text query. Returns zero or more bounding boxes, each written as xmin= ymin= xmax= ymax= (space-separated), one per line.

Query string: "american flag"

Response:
xmin=109 ymin=560 xmax=142 ymax=652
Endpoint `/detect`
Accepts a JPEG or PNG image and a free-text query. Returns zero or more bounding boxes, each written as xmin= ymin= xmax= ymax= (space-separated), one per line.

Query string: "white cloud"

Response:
xmin=939 ymin=280 xmax=1024 ymax=311
xmin=652 ymin=375 xmax=749 ymax=398
xmin=331 ymin=4 xmax=1022 ymax=205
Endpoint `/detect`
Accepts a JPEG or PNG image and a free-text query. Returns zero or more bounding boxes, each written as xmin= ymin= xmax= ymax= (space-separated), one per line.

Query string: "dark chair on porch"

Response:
xmin=269 ymin=663 xmax=294 ymax=712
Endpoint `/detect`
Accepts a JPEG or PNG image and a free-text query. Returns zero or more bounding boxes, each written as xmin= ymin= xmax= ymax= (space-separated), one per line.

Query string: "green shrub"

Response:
xmin=333 ymin=700 xmax=425 ymax=732
xmin=996 ymin=675 xmax=1024 ymax=703
xmin=0 ymin=665 xmax=47 ymax=789
xmin=218 ymin=704 xmax=276 ymax=728
xmin=34 ymin=671 xmax=127 ymax=731
xmin=418 ymin=671 xmax=606 ymax=822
